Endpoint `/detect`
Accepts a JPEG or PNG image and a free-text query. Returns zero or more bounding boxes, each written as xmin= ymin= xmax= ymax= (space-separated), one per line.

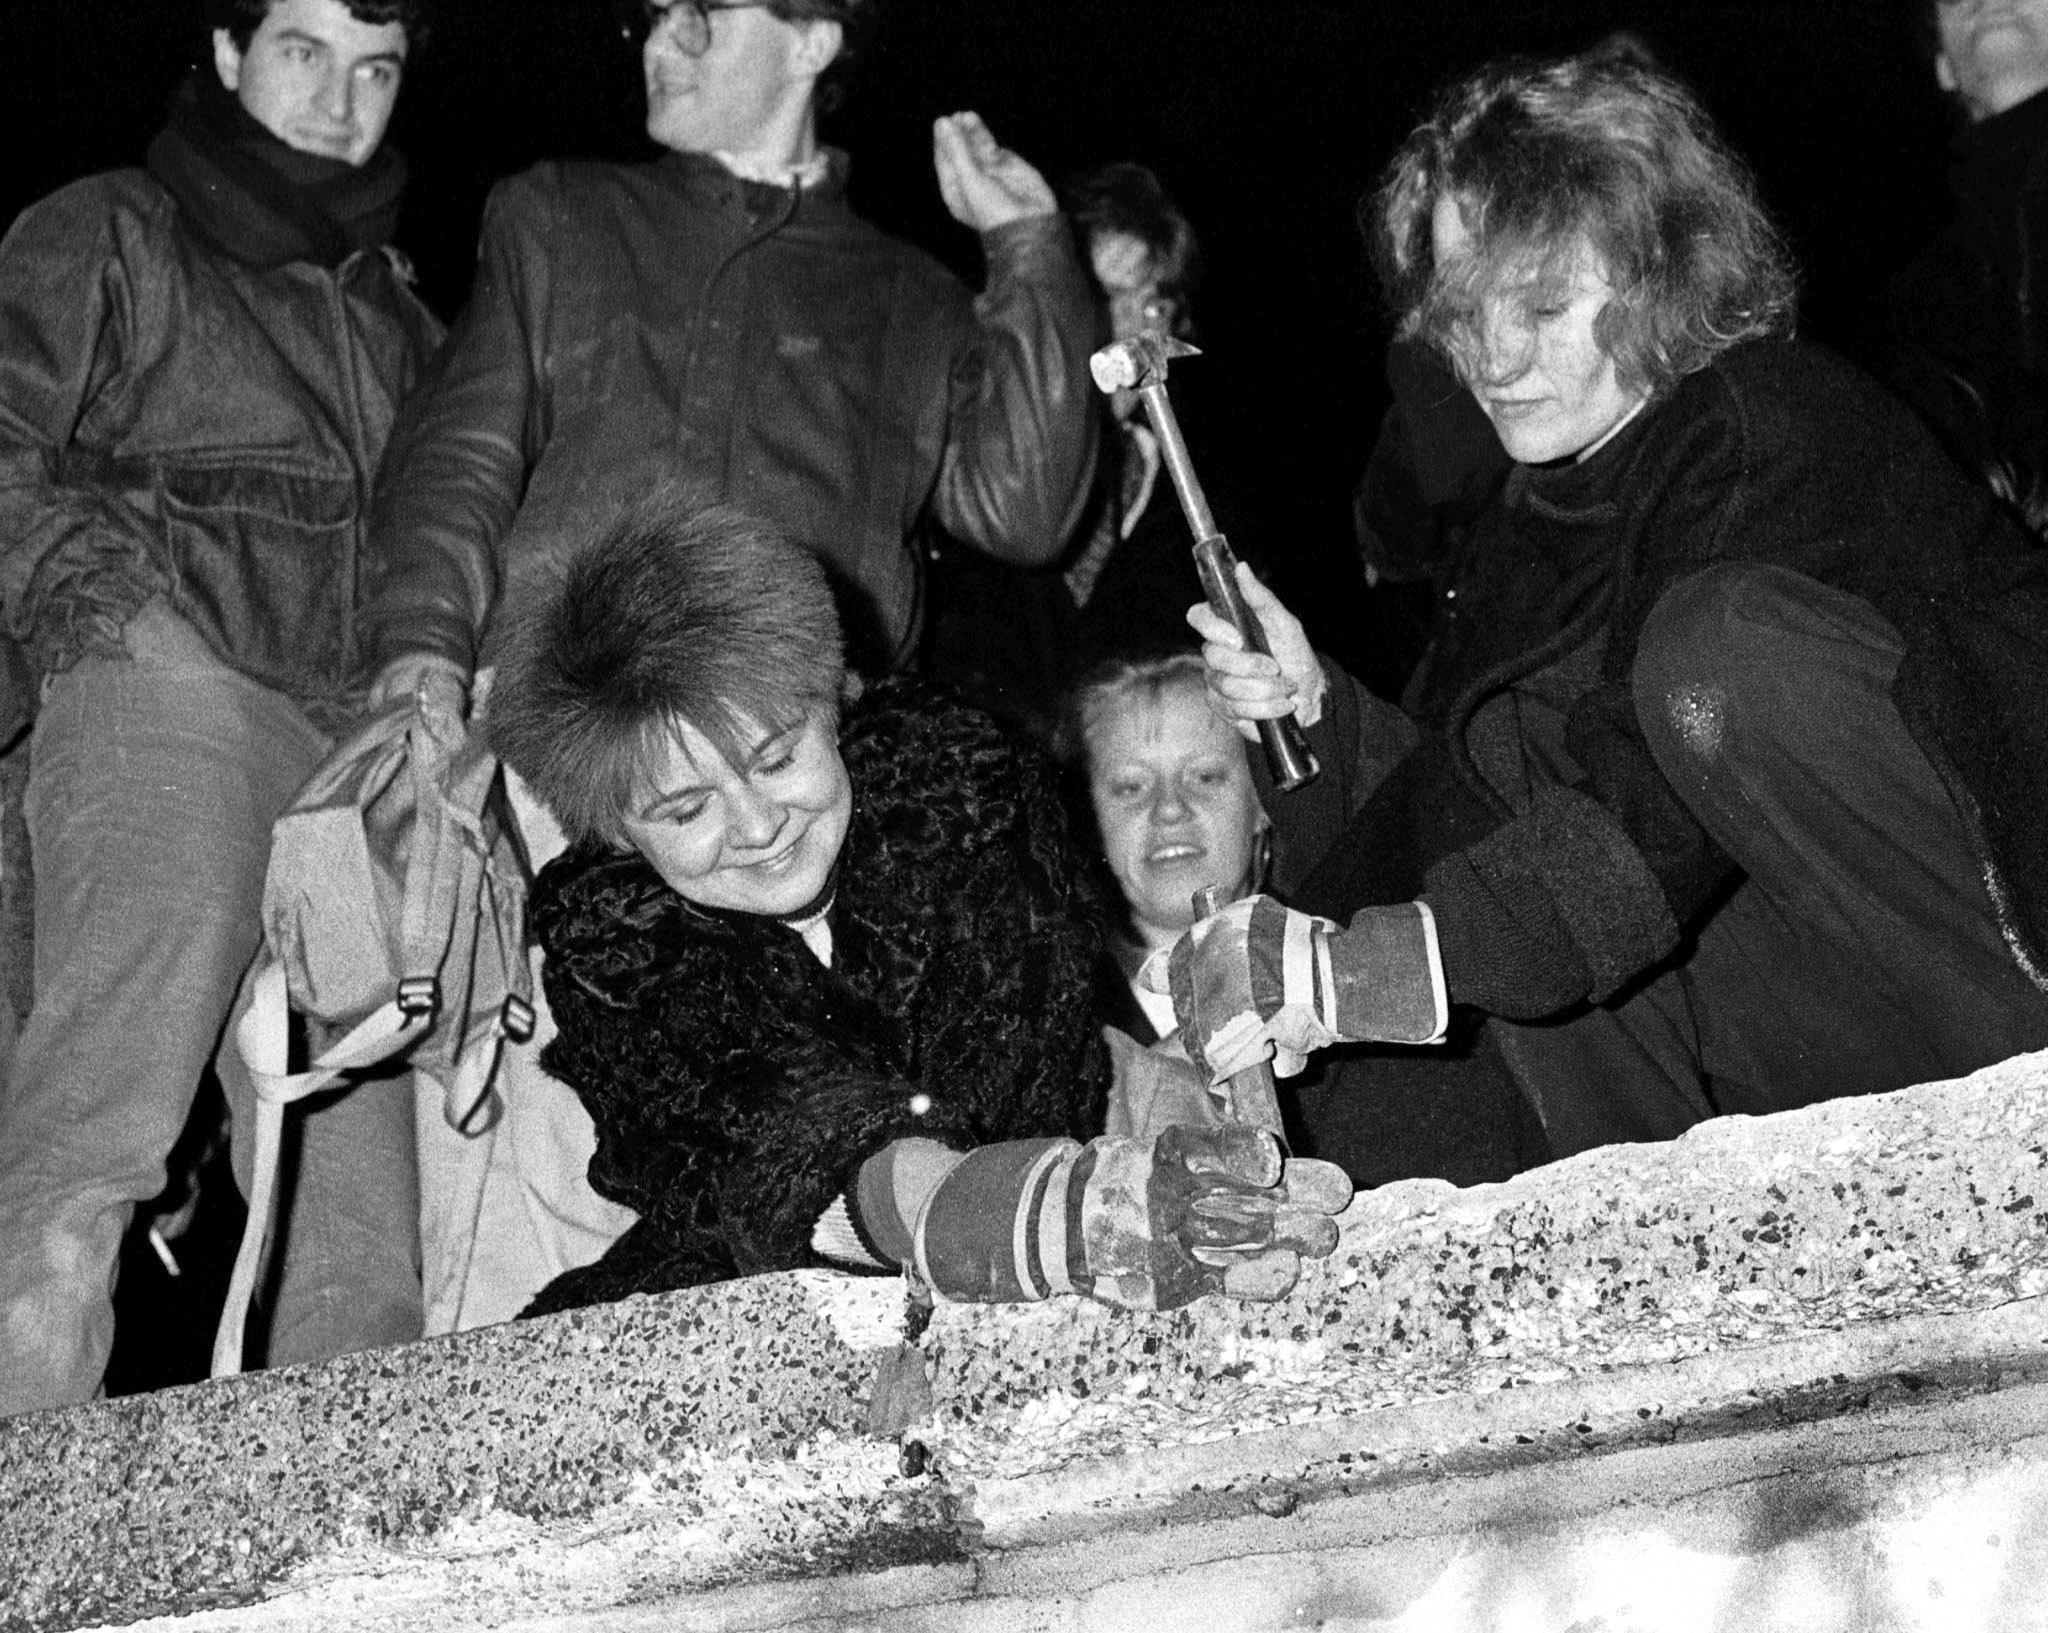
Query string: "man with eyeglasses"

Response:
xmin=1876 ymin=0 xmax=2048 ymax=534
xmin=360 ymin=0 xmax=1098 ymax=699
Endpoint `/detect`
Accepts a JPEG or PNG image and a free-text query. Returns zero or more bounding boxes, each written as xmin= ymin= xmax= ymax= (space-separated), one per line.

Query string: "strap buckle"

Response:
xmin=501 ymin=993 xmax=537 ymax=1043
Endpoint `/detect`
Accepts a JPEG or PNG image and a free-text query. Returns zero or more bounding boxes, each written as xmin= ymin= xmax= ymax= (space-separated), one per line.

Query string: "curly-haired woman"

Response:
xmin=1169 ymin=56 xmax=2048 ymax=1158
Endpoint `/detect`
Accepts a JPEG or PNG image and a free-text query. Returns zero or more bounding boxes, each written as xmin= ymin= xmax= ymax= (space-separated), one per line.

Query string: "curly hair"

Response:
xmin=1373 ymin=55 xmax=1796 ymax=397
xmin=488 ymin=489 xmax=845 ymax=846
xmin=207 ymin=0 xmax=431 ymax=51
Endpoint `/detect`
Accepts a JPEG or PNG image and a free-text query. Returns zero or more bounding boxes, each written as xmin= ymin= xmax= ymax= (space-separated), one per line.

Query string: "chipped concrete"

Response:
xmin=5 ymin=1050 xmax=2048 ymax=1631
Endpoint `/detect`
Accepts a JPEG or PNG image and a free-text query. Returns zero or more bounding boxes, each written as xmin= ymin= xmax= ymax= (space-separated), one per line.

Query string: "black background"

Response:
xmin=3 ymin=0 xmax=1956 ymax=681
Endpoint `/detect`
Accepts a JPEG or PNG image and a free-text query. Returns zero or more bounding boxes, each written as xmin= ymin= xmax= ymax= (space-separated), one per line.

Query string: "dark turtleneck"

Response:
xmin=145 ymin=70 xmax=406 ymax=271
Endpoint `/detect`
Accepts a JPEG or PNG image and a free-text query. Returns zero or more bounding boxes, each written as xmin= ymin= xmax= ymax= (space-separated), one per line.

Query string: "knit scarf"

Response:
xmin=145 ymin=70 xmax=406 ymax=270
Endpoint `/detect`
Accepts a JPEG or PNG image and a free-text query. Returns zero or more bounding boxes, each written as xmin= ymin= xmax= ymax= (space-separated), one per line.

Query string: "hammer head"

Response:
xmin=1089 ymin=334 xmax=1201 ymax=397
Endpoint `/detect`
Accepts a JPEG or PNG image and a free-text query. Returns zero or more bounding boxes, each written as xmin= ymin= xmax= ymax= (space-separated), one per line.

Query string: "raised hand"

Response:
xmin=1187 ymin=561 xmax=1325 ymax=741
xmin=932 ymin=111 xmax=1057 ymax=233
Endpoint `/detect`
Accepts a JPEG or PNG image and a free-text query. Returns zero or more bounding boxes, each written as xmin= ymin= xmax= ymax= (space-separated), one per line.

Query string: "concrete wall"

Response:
xmin=6 ymin=1048 xmax=2048 ymax=1632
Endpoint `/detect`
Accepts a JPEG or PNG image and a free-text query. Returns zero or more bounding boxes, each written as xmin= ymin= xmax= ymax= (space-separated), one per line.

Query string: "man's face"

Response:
xmin=213 ymin=0 xmax=407 ymax=167
xmin=642 ymin=1 xmax=828 ymax=158
xmin=1935 ymin=0 xmax=2048 ymax=121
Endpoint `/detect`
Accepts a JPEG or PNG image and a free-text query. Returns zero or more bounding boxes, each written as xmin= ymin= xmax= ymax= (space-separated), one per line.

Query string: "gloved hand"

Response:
xmin=1074 ymin=1123 xmax=1353 ymax=1309
xmin=906 ymin=1125 xmax=1353 ymax=1312
xmin=1152 ymin=894 xmax=1341 ymax=1081
xmin=1148 ymin=893 xmax=1451 ymax=1084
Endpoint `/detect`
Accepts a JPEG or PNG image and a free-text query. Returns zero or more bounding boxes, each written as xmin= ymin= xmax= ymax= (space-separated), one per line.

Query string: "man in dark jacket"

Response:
xmin=361 ymin=0 xmax=1098 ymax=697
xmin=0 ymin=0 xmax=440 ymax=1415
xmin=1879 ymin=0 xmax=2048 ymax=531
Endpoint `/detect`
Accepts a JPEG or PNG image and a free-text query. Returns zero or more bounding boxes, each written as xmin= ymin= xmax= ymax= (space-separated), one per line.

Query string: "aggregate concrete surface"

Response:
xmin=0 ymin=1272 xmax=918 ymax=1630
xmin=3 ymin=1049 xmax=2047 ymax=1631
xmin=927 ymin=1046 xmax=2048 ymax=1492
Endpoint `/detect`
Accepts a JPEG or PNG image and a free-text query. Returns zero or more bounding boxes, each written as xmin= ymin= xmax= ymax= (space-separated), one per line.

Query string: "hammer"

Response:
xmin=1191 ymin=884 xmax=1286 ymax=1138
xmin=1091 ymin=334 xmax=1320 ymax=793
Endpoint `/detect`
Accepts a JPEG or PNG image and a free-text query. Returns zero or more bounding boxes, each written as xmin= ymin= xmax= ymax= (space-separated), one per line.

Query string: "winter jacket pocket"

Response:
xmin=160 ymin=463 xmax=359 ymax=701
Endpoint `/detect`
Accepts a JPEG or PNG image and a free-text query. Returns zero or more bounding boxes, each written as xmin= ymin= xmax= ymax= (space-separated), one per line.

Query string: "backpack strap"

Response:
xmin=401 ymin=718 xmax=534 ymax=1135
xmin=210 ymin=952 xmax=434 ymax=1377
xmin=211 ymin=697 xmax=536 ymax=1375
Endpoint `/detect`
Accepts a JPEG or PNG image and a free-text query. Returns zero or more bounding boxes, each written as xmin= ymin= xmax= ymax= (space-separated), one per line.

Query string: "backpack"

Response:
xmin=212 ymin=694 xmax=533 ymax=1376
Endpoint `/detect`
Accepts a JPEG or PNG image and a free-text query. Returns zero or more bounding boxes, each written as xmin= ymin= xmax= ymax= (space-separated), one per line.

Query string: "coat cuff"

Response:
xmin=1326 ymin=901 xmax=1449 ymax=1045
xmin=912 ymin=1137 xmax=1082 ymax=1302
xmin=836 ymin=1137 xmax=968 ymax=1270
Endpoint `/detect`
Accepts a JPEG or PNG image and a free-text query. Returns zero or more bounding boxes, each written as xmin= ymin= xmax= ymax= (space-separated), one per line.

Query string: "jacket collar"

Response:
xmin=653 ymin=144 xmax=852 ymax=212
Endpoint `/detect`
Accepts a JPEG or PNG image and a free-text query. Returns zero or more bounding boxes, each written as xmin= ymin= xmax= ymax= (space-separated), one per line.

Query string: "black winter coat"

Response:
xmin=523 ymin=682 xmax=1111 ymax=1314
xmin=1272 ymin=339 xmax=2048 ymax=1019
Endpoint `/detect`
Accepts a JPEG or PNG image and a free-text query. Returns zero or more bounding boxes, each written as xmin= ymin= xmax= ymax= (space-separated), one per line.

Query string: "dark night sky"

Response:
xmin=3 ymin=0 xmax=1956 ymax=683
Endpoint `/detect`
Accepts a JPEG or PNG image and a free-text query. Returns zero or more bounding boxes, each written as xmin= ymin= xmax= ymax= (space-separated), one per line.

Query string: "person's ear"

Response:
xmin=1935 ymin=51 xmax=1958 ymax=97
xmin=212 ymin=27 xmax=245 ymax=93
xmin=789 ymin=17 xmax=843 ymax=80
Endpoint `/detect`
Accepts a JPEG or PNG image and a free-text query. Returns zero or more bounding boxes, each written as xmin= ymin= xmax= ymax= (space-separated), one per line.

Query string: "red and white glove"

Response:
xmin=1148 ymin=894 xmax=1450 ymax=1084
xmin=831 ymin=1129 xmax=1352 ymax=1312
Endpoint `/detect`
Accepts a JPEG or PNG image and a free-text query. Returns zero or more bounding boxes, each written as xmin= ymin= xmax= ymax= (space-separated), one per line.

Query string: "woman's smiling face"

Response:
xmin=619 ymin=706 xmax=851 ymax=916
xmin=1086 ymin=680 xmax=1265 ymax=944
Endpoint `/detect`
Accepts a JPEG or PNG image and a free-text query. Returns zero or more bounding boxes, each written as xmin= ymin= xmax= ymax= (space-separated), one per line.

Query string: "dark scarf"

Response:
xmin=145 ymin=71 xmax=405 ymax=270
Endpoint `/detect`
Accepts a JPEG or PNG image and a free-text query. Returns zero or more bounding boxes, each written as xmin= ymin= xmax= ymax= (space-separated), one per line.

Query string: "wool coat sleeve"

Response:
xmin=1254 ymin=656 xmax=1424 ymax=904
xmin=359 ymin=176 xmax=549 ymax=677
xmin=1421 ymin=427 xmax=1746 ymax=1020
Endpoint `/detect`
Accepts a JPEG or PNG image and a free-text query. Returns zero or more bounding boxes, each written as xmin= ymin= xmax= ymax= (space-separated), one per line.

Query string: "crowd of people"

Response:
xmin=0 ymin=0 xmax=2044 ymax=1415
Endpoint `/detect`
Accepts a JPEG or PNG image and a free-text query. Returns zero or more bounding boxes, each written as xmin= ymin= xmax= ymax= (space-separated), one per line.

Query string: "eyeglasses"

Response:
xmin=640 ymin=0 xmax=776 ymax=55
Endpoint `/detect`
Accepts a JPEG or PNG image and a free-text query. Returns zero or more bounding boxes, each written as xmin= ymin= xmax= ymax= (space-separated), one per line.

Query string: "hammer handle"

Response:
xmin=1192 ymin=537 xmax=1321 ymax=793
xmin=1138 ymin=379 xmax=1319 ymax=794
xmin=1191 ymin=885 xmax=1287 ymax=1139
